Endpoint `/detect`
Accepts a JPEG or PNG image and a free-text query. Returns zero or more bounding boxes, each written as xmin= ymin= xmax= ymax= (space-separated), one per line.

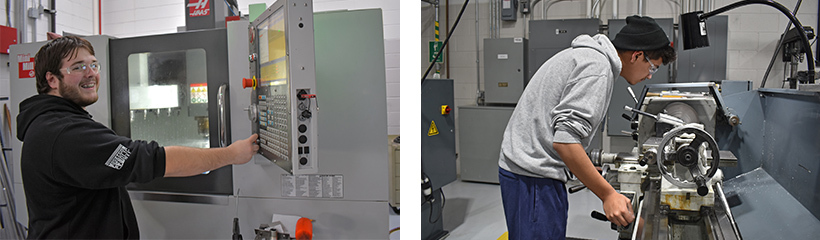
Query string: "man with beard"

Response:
xmin=16 ymin=36 xmax=259 ymax=238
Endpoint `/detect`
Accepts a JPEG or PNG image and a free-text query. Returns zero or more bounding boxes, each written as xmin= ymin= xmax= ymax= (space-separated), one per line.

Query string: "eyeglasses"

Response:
xmin=62 ymin=62 xmax=101 ymax=75
xmin=645 ymin=56 xmax=659 ymax=75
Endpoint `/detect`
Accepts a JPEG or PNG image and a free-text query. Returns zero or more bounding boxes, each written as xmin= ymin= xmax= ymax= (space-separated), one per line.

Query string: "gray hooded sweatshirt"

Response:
xmin=498 ymin=34 xmax=621 ymax=182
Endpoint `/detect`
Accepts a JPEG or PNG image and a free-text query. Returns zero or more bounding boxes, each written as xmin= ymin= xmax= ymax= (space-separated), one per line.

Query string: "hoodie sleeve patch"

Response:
xmin=104 ymin=144 xmax=131 ymax=170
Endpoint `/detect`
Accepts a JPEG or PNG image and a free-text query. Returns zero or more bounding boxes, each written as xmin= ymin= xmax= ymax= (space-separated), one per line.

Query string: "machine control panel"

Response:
xmin=248 ymin=0 xmax=318 ymax=174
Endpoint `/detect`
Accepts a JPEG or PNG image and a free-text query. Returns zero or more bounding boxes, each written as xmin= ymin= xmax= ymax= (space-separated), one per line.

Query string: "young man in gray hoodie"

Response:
xmin=498 ymin=15 xmax=676 ymax=239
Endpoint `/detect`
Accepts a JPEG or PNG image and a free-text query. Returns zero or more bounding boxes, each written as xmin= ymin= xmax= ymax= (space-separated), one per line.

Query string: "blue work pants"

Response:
xmin=499 ymin=167 xmax=568 ymax=240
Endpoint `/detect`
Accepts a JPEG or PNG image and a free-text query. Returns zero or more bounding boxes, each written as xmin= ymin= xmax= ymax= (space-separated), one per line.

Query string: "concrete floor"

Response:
xmin=438 ymin=179 xmax=617 ymax=240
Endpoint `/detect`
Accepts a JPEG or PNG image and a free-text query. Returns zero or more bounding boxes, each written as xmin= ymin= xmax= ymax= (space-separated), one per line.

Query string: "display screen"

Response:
xmin=254 ymin=7 xmax=293 ymax=164
xmin=257 ymin=8 xmax=287 ymax=86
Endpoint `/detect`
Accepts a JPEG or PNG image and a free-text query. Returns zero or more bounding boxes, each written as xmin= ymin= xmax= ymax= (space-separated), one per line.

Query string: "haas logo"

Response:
xmin=188 ymin=0 xmax=210 ymax=17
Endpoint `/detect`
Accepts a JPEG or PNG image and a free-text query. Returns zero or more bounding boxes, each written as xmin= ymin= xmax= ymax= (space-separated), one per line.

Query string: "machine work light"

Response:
xmin=680 ymin=0 xmax=814 ymax=80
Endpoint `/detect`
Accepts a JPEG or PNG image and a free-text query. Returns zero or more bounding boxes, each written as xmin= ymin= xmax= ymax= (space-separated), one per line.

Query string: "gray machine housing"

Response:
xmin=715 ymin=84 xmax=820 ymax=239
xmin=421 ymin=78 xmax=456 ymax=240
xmin=421 ymin=79 xmax=456 ymax=190
xmin=484 ymin=38 xmax=528 ymax=105
xmin=130 ymin=9 xmax=390 ymax=239
xmin=184 ymin=0 xmax=231 ymax=31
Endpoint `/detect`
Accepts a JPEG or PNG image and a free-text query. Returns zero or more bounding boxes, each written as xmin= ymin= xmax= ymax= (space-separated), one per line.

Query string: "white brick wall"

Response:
xmin=424 ymin=0 xmax=819 ymax=103
xmin=56 ymin=0 xmax=96 ymax=36
xmin=1 ymin=0 xmax=399 ymax=135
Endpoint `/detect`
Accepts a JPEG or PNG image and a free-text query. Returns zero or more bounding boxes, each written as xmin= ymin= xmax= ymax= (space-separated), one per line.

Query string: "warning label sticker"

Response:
xmin=282 ymin=174 xmax=344 ymax=199
xmin=428 ymin=121 xmax=439 ymax=136
xmin=18 ymin=54 xmax=34 ymax=79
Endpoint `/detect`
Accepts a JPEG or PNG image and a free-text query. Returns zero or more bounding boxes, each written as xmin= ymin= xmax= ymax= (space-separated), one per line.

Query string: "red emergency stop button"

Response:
xmin=242 ymin=77 xmax=257 ymax=89
xmin=441 ymin=105 xmax=451 ymax=115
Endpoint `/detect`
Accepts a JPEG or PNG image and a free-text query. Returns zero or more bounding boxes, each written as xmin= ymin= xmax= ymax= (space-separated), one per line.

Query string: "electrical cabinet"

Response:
xmin=528 ymin=19 xmax=601 ymax=81
xmin=484 ymin=38 xmax=528 ymax=104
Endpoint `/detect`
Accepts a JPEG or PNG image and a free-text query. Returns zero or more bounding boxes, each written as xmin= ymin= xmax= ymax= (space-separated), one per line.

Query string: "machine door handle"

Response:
xmin=218 ymin=84 xmax=228 ymax=147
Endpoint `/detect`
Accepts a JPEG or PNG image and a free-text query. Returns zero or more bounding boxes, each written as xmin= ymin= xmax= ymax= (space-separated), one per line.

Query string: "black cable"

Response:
xmin=429 ymin=188 xmax=445 ymax=224
xmin=761 ymin=0 xmax=802 ymax=88
xmin=421 ymin=0 xmax=471 ymax=84
xmin=421 ymin=170 xmax=445 ymax=224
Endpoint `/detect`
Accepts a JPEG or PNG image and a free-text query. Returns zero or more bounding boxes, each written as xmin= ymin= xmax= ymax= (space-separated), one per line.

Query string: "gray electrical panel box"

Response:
xmin=501 ymin=0 xmax=517 ymax=21
xmin=484 ymin=37 xmax=528 ymax=104
xmin=606 ymin=18 xmax=674 ymax=136
xmin=677 ymin=16 xmax=728 ymax=83
xmin=458 ymin=106 xmax=514 ymax=183
xmin=528 ymin=19 xmax=601 ymax=81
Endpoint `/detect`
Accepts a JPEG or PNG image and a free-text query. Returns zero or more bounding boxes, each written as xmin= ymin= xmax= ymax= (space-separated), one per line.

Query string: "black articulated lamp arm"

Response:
xmin=688 ymin=0 xmax=815 ymax=81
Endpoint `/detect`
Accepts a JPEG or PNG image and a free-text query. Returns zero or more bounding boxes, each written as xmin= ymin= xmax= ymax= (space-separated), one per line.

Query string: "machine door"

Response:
xmin=109 ymin=29 xmax=232 ymax=195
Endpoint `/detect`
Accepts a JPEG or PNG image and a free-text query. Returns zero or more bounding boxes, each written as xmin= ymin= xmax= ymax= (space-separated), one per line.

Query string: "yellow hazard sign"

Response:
xmin=428 ymin=121 xmax=439 ymax=136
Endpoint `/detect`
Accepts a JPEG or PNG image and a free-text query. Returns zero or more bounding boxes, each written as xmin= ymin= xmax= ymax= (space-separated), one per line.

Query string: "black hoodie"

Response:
xmin=17 ymin=94 xmax=166 ymax=239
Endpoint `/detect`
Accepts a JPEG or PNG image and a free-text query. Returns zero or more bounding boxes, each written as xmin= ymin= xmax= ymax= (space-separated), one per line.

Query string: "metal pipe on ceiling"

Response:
xmin=638 ymin=0 xmax=644 ymax=16
xmin=544 ymin=0 xmax=572 ymax=20
xmin=16 ymin=0 xmax=26 ymax=43
xmin=612 ymin=0 xmax=618 ymax=19
xmin=530 ymin=0 xmax=542 ymax=22
xmin=476 ymin=0 xmax=481 ymax=104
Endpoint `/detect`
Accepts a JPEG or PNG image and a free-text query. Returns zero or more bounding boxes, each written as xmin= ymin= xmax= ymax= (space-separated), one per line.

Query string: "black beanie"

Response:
xmin=612 ymin=15 xmax=670 ymax=50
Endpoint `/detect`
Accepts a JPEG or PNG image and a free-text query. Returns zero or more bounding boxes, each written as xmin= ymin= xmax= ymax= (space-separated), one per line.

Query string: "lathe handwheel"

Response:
xmin=657 ymin=125 xmax=720 ymax=189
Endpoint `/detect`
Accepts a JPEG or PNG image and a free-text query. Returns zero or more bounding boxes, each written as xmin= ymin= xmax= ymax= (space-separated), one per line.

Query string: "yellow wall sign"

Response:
xmin=428 ymin=121 xmax=439 ymax=136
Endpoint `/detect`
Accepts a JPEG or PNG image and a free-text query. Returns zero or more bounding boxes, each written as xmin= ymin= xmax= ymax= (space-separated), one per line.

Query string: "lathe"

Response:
xmin=586 ymin=82 xmax=743 ymax=240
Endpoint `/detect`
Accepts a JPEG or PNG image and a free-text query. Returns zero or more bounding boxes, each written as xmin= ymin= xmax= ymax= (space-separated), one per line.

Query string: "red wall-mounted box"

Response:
xmin=0 ymin=25 xmax=17 ymax=54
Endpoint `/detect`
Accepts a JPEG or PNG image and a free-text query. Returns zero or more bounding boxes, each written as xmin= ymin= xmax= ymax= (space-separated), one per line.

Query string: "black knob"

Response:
xmin=297 ymin=90 xmax=307 ymax=100
xmin=698 ymin=185 xmax=709 ymax=196
xmin=644 ymin=151 xmax=656 ymax=165
xmin=298 ymin=124 xmax=307 ymax=133
xmin=569 ymin=185 xmax=587 ymax=194
xmin=677 ymin=147 xmax=698 ymax=167
xmin=300 ymin=157 xmax=308 ymax=165
xmin=622 ymin=113 xmax=632 ymax=121
xmin=591 ymin=211 xmax=608 ymax=221
xmin=301 ymin=110 xmax=312 ymax=119
xmin=298 ymin=135 xmax=307 ymax=144
xmin=695 ymin=176 xmax=709 ymax=196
